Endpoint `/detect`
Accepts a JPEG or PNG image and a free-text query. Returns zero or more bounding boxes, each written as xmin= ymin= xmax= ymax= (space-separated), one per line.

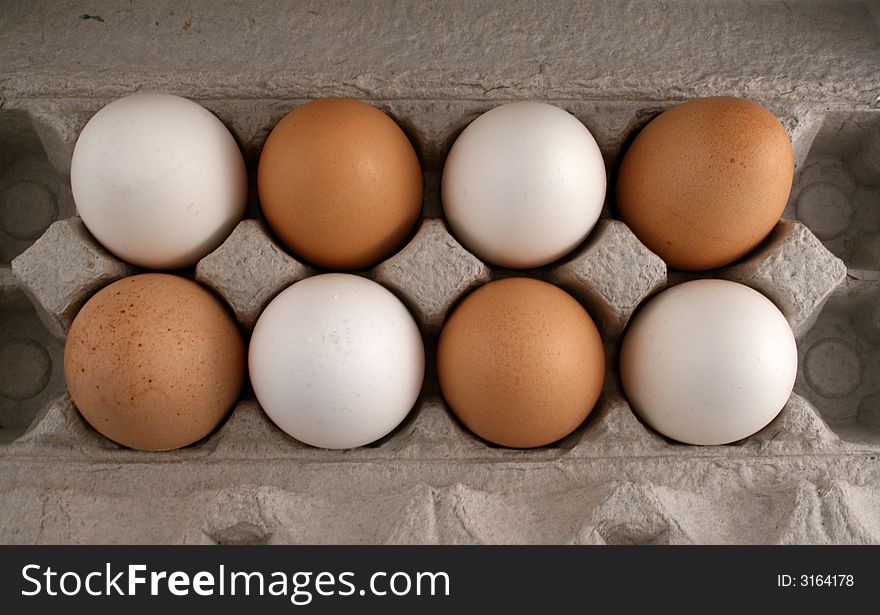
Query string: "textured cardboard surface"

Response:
xmin=0 ymin=1 xmax=878 ymax=544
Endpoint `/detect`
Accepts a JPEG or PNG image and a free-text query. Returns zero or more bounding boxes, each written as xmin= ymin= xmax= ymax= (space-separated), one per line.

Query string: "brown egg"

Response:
xmin=437 ymin=278 xmax=605 ymax=448
xmin=257 ymin=98 xmax=423 ymax=269
xmin=616 ymin=96 xmax=794 ymax=271
xmin=64 ymin=274 xmax=245 ymax=451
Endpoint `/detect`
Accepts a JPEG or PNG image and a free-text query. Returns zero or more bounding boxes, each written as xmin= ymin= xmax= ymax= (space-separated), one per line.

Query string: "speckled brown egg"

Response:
xmin=257 ymin=98 xmax=423 ymax=270
xmin=64 ymin=273 xmax=245 ymax=451
xmin=437 ymin=278 xmax=605 ymax=448
xmin=616 ymin=96 xmax=794 ymax=271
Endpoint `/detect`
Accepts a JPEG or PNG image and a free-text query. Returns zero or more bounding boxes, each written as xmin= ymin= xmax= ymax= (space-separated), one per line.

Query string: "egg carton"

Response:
xmin=2 ymin=1 xmax=879 ymax=544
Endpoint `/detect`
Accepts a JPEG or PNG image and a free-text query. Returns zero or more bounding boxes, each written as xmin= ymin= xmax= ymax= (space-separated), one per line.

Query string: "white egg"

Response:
xmin=441 ymin=101 xmax=606 ymax=269
xmin=249 ymin=273 xmax=425 ymax=449
xmin=71 ymin=93 xmax=247 ymax=269
xmin=620 ymin=279 xmax=797 ymax=445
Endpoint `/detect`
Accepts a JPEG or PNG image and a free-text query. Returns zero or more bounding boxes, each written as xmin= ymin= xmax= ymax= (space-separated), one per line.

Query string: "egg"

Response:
xmin=248 ymin=273 xmax=424 ymax=449
xmin=620 ymin=279 xmax=797 ymax=445
xmin=64 ymin=274 xmax=245 ymax=451
xmin=71 ymin=93 xmax=247 ymax=269
xmin=437 ymin=278 xmax=605 ymax=448
xmin=616 ymin=96 xmax=793 ymax=271
xmin=257 ymin=99 xmax=423 ymax=270
xmin=441 ymin=102 xmax=606 ymax=269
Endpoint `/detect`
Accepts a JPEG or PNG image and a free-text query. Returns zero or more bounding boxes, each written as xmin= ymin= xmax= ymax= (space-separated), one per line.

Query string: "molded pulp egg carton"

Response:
xmin=1 ymin=1 xmax=879 ymax=544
